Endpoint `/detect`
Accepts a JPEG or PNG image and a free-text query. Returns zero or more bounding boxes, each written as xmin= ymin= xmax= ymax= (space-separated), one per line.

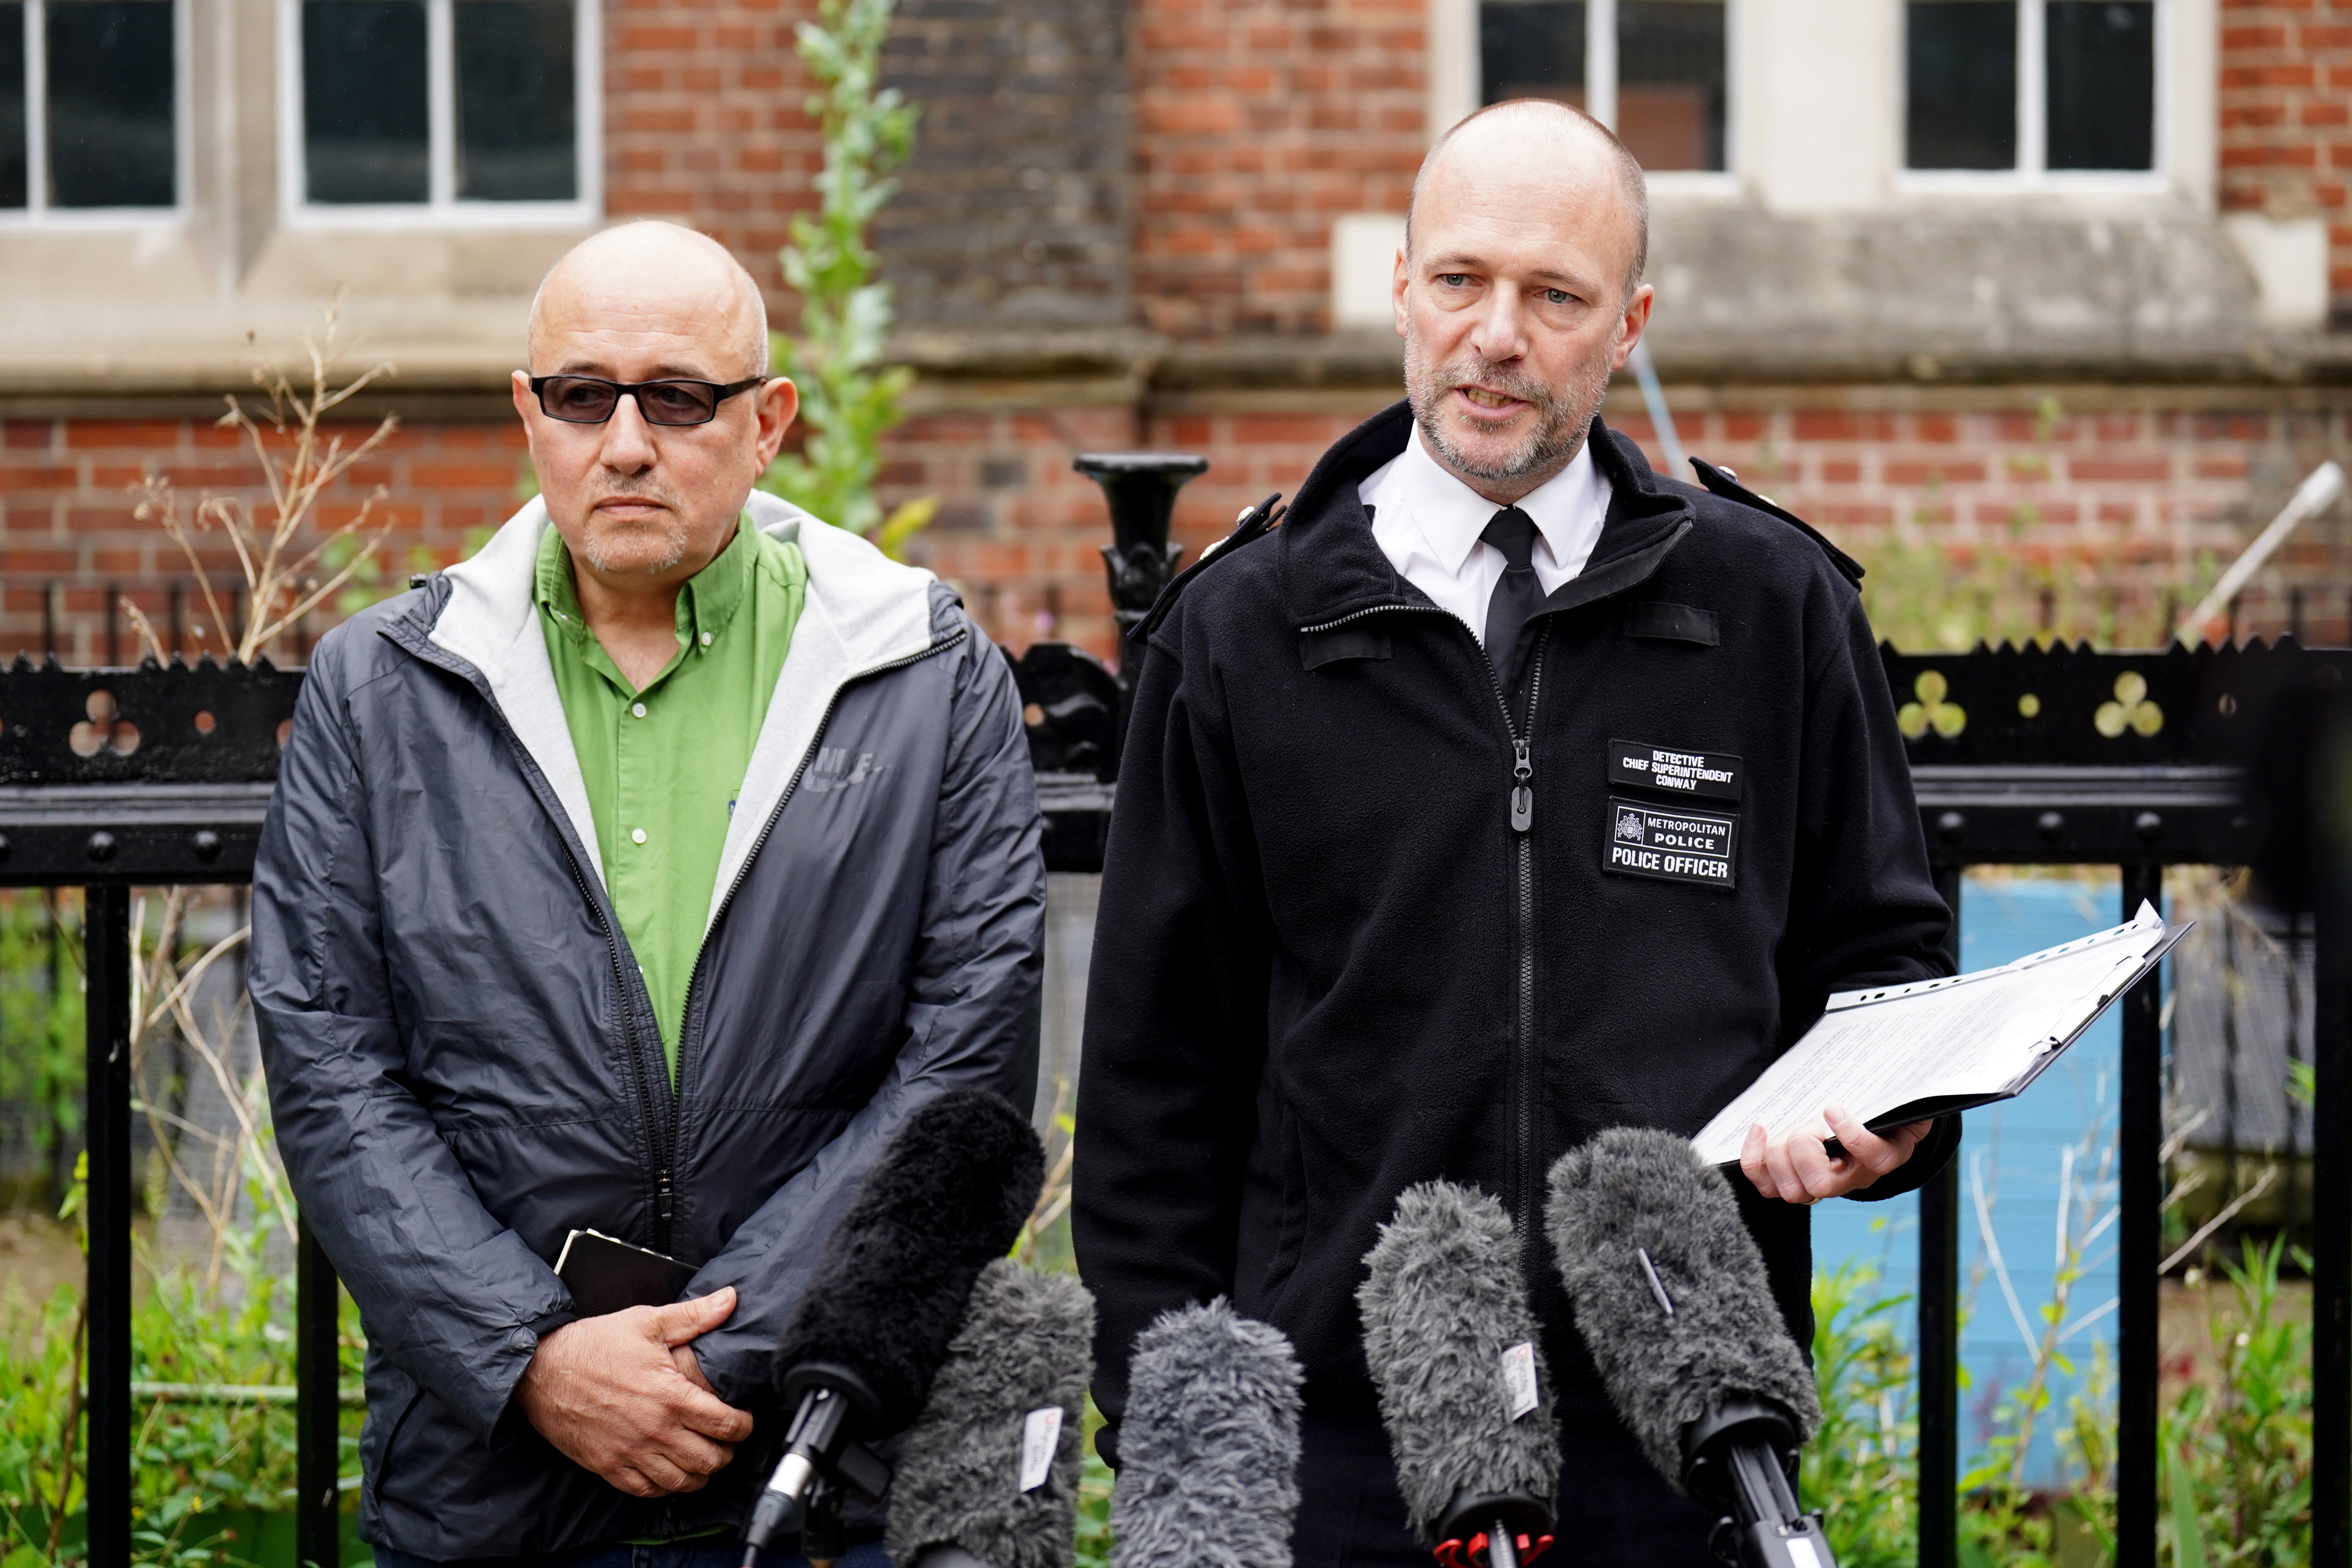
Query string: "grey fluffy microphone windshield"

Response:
xmin=1109 ymin=1298 xmax=1304 ymax=1568
xmin=1358 ymin=1182 xmax=1559 ymax=1568
xmin=1543 ymin=1128 xmax=1818 ymax=1484
xmin=744 ymin=1090 xmax=1046 ymax=1564
xmin=1545 ymin=1128 xmax=1833 ymax=1568
xmin=885 ymin=1259 xmax=1095 ymax=1568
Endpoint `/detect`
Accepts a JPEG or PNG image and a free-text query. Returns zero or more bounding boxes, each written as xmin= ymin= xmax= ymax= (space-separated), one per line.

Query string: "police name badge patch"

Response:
xmin=1608 ymin=740 xmax=1743 ymax=802
xmin=1605 ymin=797 xmax=1738 ymax=889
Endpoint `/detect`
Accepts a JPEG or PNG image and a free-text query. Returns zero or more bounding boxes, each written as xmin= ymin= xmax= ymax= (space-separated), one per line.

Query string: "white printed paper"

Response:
xmin=1691 ymin=904 xmax=2181 ymax=1165
xmin=1019 ymin=1406 xmax=1063 ymax=1492
xmin=1499 ymin=1341 xmax=1540 ymax=1421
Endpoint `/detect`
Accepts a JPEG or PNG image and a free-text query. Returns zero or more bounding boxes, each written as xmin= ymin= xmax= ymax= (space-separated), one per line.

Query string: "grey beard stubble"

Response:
xmin=1403 ymin=330 xmax=1614 ymax=485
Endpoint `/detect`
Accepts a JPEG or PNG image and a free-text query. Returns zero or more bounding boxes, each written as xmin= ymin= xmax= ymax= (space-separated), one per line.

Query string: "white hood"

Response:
xmin=428 ymin=491 xmax=942 ymax=928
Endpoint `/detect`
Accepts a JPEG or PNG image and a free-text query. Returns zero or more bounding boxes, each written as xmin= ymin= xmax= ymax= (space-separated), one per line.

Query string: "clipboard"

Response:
xmin=1690 ymin=902 xmax=2193 ymax=1165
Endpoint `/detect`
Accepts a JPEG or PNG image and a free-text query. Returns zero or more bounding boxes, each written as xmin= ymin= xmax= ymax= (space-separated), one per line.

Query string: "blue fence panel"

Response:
xmin=1811 ymin=873 xmax=2129 ymax=1487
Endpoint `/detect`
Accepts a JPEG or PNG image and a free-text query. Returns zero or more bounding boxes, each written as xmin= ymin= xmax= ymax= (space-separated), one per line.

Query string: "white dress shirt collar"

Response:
xmin=1388 ymin=423 xmax=1608 ymax=581
xmin=1359 ymin=423 xmax=1615 ymax=641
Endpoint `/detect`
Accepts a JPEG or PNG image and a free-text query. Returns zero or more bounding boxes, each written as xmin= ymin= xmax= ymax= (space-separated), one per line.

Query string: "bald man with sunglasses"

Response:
xmin=252 ymin=220 xmax=1044 ymax=1564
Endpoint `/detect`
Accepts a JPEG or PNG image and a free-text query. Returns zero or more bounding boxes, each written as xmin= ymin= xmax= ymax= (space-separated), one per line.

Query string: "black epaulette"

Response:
xmin=1688 ymin=458 xmax=1864 ymax=585
xmin=1131 ymin=493 xmax=1285 ymax=644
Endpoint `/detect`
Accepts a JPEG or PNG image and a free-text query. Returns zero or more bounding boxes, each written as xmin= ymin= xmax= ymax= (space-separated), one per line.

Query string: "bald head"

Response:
xmin=1407 ymin=100 xmax=1649 ymax=304
xmin=527 ymin=221 xmax=769 ymax=379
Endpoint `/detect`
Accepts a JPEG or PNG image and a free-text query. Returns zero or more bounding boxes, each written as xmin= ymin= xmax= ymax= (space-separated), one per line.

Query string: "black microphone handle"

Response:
xmin=1709 ymin=1435 xmax=1838 ymax=1568
xmin=742 ymin=1386 xmax=839 ymax=1564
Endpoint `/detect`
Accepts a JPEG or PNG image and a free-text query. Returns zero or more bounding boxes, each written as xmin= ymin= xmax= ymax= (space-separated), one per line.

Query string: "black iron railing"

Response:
xmin=1884 ymin=638 xmax=2350 ymax=1568
xmin=0 ymin=474 xmax=2344 ymax=1568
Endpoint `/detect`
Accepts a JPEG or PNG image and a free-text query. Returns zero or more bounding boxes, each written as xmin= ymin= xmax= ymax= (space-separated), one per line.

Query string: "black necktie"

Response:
xmin=1481 ymin=507 xmax=1545 ymax=686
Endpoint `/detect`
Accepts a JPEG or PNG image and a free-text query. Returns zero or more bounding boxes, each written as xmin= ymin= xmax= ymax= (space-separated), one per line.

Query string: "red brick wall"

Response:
xmin=604 ymin=0 xmax=824 ymax=302
xmin=1133 ymin=0 xmax=1429 ymax=338
xmin=896 ymin=406 xmax=1368 ymax=652
xmin=0 ymin=417 xmax=528 ymax=667
xmin=889 ymin=397 xmax=2352 ymax=654
xmin=1600 ymin=403 xmax=2350 ymax=647
xmin=8 ymin=397 xmax=2348 ymax=670
xmin=2218 ymin=0 xmax=2352 ymax=317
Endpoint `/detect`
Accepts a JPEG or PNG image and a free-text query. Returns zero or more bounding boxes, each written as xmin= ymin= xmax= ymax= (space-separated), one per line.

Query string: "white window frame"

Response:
xmin=1431 ymin=0 xmax=1741 ymax=193
xmin=0 ymin=0 xmax=192 ymax=227
xmin=1896 ymin=0 xmax=2169 ymax=192
xmin=276 ymin=0 xmax=601 ymax=229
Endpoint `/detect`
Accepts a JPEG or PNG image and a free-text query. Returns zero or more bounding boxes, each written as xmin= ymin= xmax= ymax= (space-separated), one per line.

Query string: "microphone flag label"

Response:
xmin=1019 ymin=1406 xmax=1062 ymax=1492
xmin=1499 ymin=1341 xmax=1539 ymax=1421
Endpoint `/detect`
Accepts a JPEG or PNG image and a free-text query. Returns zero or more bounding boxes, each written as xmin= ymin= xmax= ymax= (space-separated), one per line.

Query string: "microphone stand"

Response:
xmin=1682 ymin=1400 xmax=1838 ymax=1568
xmin=741 ymin=1368 xmax=893 ymax=1568
xmin=1431 ymin=1489 xmax=1555 ymax=1568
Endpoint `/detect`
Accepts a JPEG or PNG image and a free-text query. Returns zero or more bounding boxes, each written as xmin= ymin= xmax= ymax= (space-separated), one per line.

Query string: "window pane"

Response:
xmin=455 ymin=0 xmax=574 ymax=200
xmin=2047 ymin=0 xmax=2153 ymax=169
xmin=303 ymin=0 xmax=427 ymax=202
xmin=1907 ymin=0 xmax=2016 ymax=169
xmin=0 ymin=4 xmax=24 ymax=207
xmin=1480 ymin=0 xmax=1586 ymax=108
xmin=46 ymin=0 xmax=175 ymax=207
xmin=1618 ymin=0 xmax=1724 ymax=171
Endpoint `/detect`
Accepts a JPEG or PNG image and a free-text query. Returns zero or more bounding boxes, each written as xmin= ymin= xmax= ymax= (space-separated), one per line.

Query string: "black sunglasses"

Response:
xmin=528 ymin=374 xmax=766 ymax=427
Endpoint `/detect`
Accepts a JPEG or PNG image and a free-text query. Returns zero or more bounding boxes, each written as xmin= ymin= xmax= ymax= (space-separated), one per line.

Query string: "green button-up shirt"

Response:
xmin=535 ymin=516 xmax=806 ymax=1082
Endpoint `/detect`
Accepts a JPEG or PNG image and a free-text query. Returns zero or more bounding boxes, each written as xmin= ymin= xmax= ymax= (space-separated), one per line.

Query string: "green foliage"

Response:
xmin=1074 ymin=1400 xmax=1112 ymax=1568
xmin=0 ymin=1284 xmax=84 ymax=1563
xmin=1801 ymin=1238 xmax=2315 ymax=1568
xmin=1858 ymin=534 xmax=2219 ymax=655
xmin=755 ymin=0 xmax=933 ymax=554
xmin=0 ymin=893 xmax=82 ymax=1210
xmin=322 ymin=537 xmax=444 ymax=619
xmin=2162 ymin=1238 xmax=2313 ymax=1566
xmin=1804 ymin=1260 xmax=1918 ymax=1568
xmin=0 ymin=1207 xmax=366 ymax=1566
xmin=1845 ymin=397 xmax=2222 ymax=653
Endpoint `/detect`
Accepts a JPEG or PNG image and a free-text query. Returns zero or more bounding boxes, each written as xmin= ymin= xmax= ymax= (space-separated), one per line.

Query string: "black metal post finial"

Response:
xmin=1073 ymin=453 xmax=1210 ymax=672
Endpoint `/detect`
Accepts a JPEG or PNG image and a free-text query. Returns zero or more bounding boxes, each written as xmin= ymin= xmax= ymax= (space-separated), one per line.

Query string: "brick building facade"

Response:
xmin=2218 ymin=0 xmax=2352 ymax=317
xmin=3 ymin=0 xmax=2350 ymax=666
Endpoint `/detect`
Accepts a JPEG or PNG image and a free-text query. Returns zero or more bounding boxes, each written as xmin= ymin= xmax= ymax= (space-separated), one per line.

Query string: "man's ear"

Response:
xmin=1610 ymin=284 xmax=1656 ymax=372
xmin=752 ymin=378 xmax=799 ymax=470
xmin=1390 ymin=247 xmax=1410 ymax=337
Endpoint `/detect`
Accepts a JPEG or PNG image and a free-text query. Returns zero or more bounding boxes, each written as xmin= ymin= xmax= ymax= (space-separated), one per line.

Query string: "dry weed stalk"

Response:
xmin=125 ymin=888 xmax=290 ymax=1292
xmin=1016 ymin=1074 xmax=1077 ymax=1263
xmin=124 ymin=299 xmax=400 ymax=666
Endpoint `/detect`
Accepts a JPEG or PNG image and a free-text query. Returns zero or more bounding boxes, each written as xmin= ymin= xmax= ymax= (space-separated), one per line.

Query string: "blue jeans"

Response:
xmin=370 ymin=1537 xmax=893 ymax=1568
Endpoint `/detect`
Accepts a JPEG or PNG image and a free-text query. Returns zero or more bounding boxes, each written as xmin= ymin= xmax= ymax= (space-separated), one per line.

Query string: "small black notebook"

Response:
xmin=553 ymin=1229 xmax=699 ymax=1316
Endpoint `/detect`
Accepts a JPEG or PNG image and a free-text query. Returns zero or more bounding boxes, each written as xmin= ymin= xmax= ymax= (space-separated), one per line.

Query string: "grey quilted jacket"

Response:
xmin=251 ymin=493 xmax=1045 ymax=1558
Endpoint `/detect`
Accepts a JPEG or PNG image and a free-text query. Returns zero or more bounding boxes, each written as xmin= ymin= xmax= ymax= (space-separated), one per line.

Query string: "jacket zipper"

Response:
xmin=1512 ymin=631 xmax=1548 ymax=1280
xmin=658 ymin=628 xmax=969 ymax=1249
xmin=1300 ymin=603 xmax=1550 ymax=1267
xmin=576 ymin=858 xmax=669 ymax=1242
xmin=429 ymin=677 xmax=672 ymax=1252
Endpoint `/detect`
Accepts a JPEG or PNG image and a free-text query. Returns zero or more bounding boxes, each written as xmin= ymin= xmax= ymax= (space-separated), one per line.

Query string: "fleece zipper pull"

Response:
xmin=1510 ymin=740 xmax=1534 ymax=832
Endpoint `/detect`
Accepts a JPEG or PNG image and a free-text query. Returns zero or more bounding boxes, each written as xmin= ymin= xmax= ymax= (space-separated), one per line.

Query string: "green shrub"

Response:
xmin=2162 ymin=1238 xmax=2312 ymax=1567
xmin=1804 ymin=1260 xmax=1920 ymax=1568
xmin=756 ymin=0 xmax=936 ymax=557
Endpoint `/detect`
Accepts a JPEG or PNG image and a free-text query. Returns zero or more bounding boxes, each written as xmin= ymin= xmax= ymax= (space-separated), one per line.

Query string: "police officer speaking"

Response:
xmin=1072 ymin=100 xmax=1959 ymax=1566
